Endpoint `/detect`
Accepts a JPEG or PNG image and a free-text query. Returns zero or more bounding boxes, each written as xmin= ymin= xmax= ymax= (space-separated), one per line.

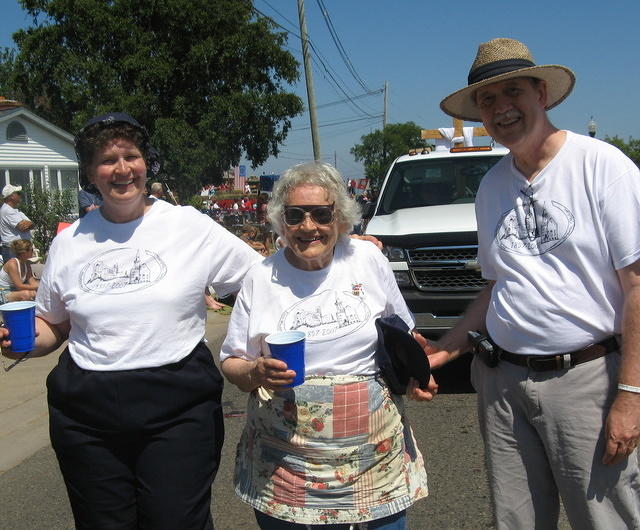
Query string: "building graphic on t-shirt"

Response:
xmin=80 ymin=248 xmax=167 ymax=294
xmin=281 ymin=289 xmax=370 ymax=341
xmin=88 ymin=251 xmax=150 ymax=286
xmin=495 ymin=187 xmax=574 ymax=256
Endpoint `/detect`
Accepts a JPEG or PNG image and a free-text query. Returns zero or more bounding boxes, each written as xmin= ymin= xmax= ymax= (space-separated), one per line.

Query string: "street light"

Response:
xmin=588 ymin=116 xmax=597 ymax=138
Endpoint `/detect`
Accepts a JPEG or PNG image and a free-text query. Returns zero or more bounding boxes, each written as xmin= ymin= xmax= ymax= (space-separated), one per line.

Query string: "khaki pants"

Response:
xmin=471 ymin=351 xmax=640 ymax=530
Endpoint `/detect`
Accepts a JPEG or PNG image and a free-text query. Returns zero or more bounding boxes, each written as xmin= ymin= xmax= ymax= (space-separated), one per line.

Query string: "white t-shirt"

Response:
xmin=220 ymin=237 xmax=414 ymax=375
xmin=476 ymin=131 xmax=640 ymax=354
xmin=0 ymin=203 xmax=32 ymax=244
xmin=36 ymin=200 xmax=262 ymax=370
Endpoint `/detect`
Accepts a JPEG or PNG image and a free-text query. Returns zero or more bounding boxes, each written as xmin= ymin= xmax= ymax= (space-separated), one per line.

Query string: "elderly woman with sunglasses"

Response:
xmin=220 ymin=162 xmax=437 ymax=530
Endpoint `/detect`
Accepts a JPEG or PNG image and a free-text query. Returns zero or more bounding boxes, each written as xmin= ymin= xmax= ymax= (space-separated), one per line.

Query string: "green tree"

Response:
xmin=5 ymin=0 xmax=303 ymax=199
xmin=351 ymin=122 xmax=427 ymax=189
xmin=0 ymin=48 xmax=18 ymax=99
xmin=21 ymin=186 xmax=76 ymax=258
xmin=604 ymin=135 xmax=640 ymax=167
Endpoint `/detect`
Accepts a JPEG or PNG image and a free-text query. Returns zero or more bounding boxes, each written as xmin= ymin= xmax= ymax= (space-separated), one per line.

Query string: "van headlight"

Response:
xmin=382 ymin=245 xmax=405 ymax=261
xmin=393 ymin=271 xmax=412 ymax=287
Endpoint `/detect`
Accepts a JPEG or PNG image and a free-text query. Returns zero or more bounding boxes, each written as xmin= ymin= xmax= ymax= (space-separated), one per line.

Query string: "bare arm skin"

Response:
xmin=5 ymin=260 xmax=37 ymax=291
xmin=1 ymin=317 xmax=70 ymax=359
xmin=16 ymin=220 xmax=34 ymax=232
xmin=221 ymin=356 xmax=296 ymax=393
xmin=603 ymin=261 xmax=640 ymax=465
xmin=424 ymin=281 xmax=495 ymax=369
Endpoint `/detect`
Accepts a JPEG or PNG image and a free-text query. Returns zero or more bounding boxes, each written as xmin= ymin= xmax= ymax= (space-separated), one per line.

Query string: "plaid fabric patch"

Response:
xmin=333 ymin=382 xmax=369 ymax=438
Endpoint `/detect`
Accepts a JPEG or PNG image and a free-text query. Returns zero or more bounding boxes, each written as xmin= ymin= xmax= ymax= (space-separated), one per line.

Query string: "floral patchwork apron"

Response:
xmin=234 ymin=375 xmax=428 ymax=525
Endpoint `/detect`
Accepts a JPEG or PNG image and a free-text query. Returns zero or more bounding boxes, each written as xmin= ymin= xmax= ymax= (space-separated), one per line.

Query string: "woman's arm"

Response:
xmin=5 ymin=260 xmax=35 ymax=291
xmin=24 ymin=263 xmax=40 ymax=289
xmin=1 ymin=317 xmax=70 ymax=359
xmin=221 ymin=356 xmax=295 ymax=393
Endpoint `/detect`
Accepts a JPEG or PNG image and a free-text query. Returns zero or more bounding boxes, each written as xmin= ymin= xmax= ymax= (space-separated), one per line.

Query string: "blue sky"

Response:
xmin=1 ymin=1 xmax=639 ymax=180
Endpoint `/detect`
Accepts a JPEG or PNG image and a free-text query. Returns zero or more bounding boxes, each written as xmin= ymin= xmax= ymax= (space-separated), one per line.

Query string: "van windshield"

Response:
xmin=377 ymin=156 xmax=503 ymax=214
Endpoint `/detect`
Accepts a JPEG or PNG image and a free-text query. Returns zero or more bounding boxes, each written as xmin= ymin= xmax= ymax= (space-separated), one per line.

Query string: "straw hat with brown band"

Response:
xmin=440 ymin=38 xmax=576 ymax=122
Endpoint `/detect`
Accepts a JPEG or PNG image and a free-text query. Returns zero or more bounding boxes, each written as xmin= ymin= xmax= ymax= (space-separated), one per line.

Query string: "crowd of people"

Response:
xmin=0 ymin=36 xmax=639 ymax=530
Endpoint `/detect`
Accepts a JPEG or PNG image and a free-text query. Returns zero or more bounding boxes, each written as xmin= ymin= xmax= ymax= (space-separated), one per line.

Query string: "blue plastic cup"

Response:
xmin=265 ymin=330 xmax=306 ymax=387
xmin=0 ymin=301 xmax=36 ymax=353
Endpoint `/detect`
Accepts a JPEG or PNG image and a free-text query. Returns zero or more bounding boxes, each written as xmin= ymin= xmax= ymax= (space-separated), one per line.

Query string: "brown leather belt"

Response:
xmin=498 ymin=336 xmax=619 ymax=371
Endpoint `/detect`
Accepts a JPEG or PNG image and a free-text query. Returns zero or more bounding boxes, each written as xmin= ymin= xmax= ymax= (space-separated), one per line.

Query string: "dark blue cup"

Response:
xmin=1 ymin=301 xmax=36 ymax=352
xmin=266 ymin=331 xmax=306 ymax=387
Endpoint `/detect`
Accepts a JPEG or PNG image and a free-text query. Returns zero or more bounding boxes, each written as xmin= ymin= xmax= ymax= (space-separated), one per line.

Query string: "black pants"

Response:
xmin=47 ymin=343 xmax=224 ymax=530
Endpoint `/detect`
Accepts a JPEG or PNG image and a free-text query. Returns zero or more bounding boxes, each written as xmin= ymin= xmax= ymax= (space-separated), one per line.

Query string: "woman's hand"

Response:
xmin=250 ymin=357 xmax=297 ymax=391
xmin=406 ymin=374 xmax=439 ymax=402
xmin=1 ymin=318 xmax=68 ymax=360
xmin=0 ymin=326 xmax=21 ymax=359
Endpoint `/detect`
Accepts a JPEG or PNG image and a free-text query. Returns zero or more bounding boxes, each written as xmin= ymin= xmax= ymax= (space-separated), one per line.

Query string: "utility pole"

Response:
xmin=297 ymin=0 xmax=321 ymax=161
xmin=382 ymin=82 xmax=388 ymax=174
xmin=383 ymin=81 xmax=388 ymax=129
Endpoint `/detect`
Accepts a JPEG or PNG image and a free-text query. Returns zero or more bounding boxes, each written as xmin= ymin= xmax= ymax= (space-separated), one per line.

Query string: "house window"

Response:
xmin=50 ymin=168 xmax=79 ymax=210
xmin=1 ymin=169 xmax=43 ymax=191
xmin=32 ymin=169 xmax=43 ymax=190
xmin=4 ymin=169 xmax=31 ymax=205
xmin=7 ymin=169 xmax=30 ymax=191
xmin=6 ymin=121 xmax=28 ymax=142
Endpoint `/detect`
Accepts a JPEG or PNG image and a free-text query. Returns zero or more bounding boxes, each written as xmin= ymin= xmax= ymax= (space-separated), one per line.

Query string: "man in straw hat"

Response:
xmin=429 ymin=38 xmax=640 ymax=528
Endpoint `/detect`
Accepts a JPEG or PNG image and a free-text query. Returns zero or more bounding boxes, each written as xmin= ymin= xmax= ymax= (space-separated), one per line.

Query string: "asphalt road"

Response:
xmin=0 ymin=311 xmax=567 ymax=529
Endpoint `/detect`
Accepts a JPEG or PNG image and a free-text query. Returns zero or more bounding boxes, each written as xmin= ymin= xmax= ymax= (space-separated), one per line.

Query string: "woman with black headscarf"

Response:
xmin=1 ymin=112 xmax=262 ymax=529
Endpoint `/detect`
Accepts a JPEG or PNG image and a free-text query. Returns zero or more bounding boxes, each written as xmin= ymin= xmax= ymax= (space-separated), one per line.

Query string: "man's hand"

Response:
xmin=406 ymin=374 xmax=439 ymax=401
xmin=603 ymin=391 xmax=640 ymax=465
xmin=412 ymin=331 xmax=458 ymax=370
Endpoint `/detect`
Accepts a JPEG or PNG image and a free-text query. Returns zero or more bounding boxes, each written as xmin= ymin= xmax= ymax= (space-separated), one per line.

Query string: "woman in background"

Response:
xmin=0 ymin=239 xmax=39 ymax=302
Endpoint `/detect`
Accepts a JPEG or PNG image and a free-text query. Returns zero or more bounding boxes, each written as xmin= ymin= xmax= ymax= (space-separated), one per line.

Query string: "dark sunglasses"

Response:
xmin=283 ymin=203 xmax=335 ymax=226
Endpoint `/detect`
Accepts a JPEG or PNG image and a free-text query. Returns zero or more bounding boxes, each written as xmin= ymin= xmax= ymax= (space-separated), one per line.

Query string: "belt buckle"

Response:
xmin=526 ymin=356 xmax=542 ymax=370
xmin=558 ymin=353 xmax=572 ymax=369
xmin=526 ymin=353 xmax=572 ymax=371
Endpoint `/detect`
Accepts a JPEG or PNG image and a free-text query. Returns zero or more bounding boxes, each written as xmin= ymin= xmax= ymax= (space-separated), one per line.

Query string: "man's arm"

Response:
xmin=603 ymin=260 xmax=640 ymax=465
xmin=16 ymin=219 xmax=33 ymax=232
xmin=425 ymin=281 xmax=495 ymax=369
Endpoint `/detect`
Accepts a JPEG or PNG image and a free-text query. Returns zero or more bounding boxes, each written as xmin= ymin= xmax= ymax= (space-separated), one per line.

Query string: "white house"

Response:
xmin=0 ymin=98 xmax=78 ymax=208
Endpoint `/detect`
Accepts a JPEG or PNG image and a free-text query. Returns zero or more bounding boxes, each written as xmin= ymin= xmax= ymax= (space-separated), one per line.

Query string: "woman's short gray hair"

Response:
xmin=267 ymin=162 xmax=361 ymax=237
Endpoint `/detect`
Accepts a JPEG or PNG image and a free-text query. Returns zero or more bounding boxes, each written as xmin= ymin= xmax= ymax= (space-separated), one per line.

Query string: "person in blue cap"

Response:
xmin=1 ymin=112 xmax=263 ymax=529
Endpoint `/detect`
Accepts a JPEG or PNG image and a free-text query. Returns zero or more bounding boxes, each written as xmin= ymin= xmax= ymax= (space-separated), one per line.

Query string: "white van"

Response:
xmin=364 ymin=144 xmax=508 ymax=336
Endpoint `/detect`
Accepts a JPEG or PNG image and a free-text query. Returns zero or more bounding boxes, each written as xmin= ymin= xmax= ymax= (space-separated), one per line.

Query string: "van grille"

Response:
xmin=407 ymin=245 xmax=487 ymax=292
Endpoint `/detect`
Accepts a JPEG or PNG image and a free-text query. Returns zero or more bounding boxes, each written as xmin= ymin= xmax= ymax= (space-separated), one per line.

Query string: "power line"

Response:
xmin=260 ymin=0 xmax=299 ymax=31
xmin=316 ymin=0 xmax=372 ymax=93
xmin=252 ymin=4 xmax=300 ymax=37
xmin=253 ymin=2 xmax=378 ymax=119
xmin=307 ymin=42 xmax=378 ymax=118
xmin=316 ymin=89 xmax=383 ymax=109
xmin=293 ymin=115 xmax=382 ymax=131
